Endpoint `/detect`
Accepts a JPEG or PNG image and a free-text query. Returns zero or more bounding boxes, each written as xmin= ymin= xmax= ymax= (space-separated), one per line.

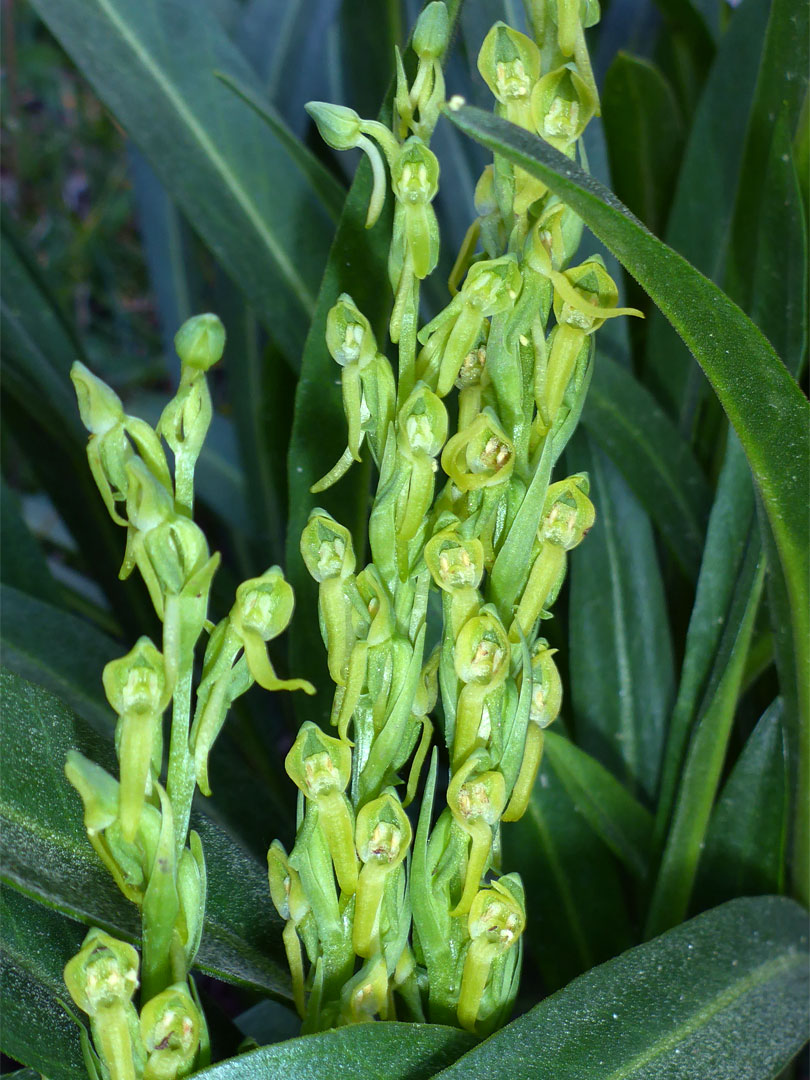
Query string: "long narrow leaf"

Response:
xmin=568 ymin=431 xmax=674 ymax=805
xmin=582 ymin=356 xmax=711 ymax=580
xmin=214 ymin=70 xmax=346 ymax=222
xmin=503 ymin=755 xmax=633 ymax=992
xmin=645 ymin=548 xmax=764 ymax=936
xmin=543 ymin=730 xmax=654 ymax=881
xmin=695 ymin=699 xmax=789 ymax=909
xmin=643 ymin=0 xmax=770 ymax=419
xmin=29 ymin=0 xmax=334 ymax=361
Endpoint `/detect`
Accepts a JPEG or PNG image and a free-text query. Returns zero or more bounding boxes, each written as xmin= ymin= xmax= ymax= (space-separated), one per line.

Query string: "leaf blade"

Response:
xmin=29 ymin=0 xmax=334 ymax=359
xmin=431 ymin=896 xmax=809 ymax=1079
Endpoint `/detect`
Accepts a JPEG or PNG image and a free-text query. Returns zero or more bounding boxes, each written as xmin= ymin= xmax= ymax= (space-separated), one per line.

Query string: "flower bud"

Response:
xmin=125 ymin=459 xmax=174 ymax=534
xmin=413 ymin=1 xmax=450 ymax=59
xmin=71 ymin=361 xmax=124 ymax=436
xmin=173 ymin=313 xmax=225 ymax=373
xmin=526 ymin=639 xmax=562 ymax=728
xmin=305 ymin=101 xmax=363 ymax=151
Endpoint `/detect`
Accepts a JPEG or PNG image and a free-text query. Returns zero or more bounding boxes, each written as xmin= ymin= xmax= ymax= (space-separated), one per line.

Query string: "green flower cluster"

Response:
xmin=66 ymin=317 xmax=313 ymax=1079
xmin=269 ymin=0 xmax=640 ymax=1036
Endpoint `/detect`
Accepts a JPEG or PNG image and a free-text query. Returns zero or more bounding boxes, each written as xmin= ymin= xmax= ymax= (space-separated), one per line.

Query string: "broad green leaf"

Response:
xmin=1 ymin=213 xmax=154 ymax=637
xmin=0 ymin=481 xmax=61 ymax=606
xmin=0 ymin=671 xmax=291 ymax=997
xmin=0 ymin=888 xmax=87 ymax=1080
xmin=602 ymin=53 xmax=684 ymax=237
xmin=503 ymin=753 xmax=633 ymax=992
xmin=646 ymin=547 xmax=764 ymax=937
xmin=214 ymin=70 xmax=346 ymax=222
xmin=0 ymin=585 xmax=118 ymax=735
xmin=543 ymin=730 xmax=654 ymax=881
xmin=695 ymin=700 xmax=788 ymax=910
xmin=286 ymin=2 xmax=462 ymax=713
xmin=431 ymin=896 xmax=809 ymax=1079
xmin=643 ymin=0 xmax=770 ymax=422
xmin=444 ymin=105 xmax=810 ymax=823
xmin=568 ymin=431 xmax=674 ymax=805
xmin=195 ymin=1024 xmax=476 ymax=1079
xmin=582 ymin=355 xmax=711 ymax=580
xmin=29 ymin=0 xmax=334 ymax=362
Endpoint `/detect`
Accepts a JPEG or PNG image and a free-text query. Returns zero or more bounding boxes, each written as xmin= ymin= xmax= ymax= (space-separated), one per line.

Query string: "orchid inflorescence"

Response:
xmin=65 ymin=0 xmax=640 ymax=1068
xmin=268 ymin=0 xmax=640 ymax=1038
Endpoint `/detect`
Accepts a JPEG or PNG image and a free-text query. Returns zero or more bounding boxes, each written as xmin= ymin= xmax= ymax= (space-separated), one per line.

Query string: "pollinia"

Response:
xmin=271 ymin=0 xmax=639 ymax=1037
xmin=65 ymin=0 xmax=640 ymax=1070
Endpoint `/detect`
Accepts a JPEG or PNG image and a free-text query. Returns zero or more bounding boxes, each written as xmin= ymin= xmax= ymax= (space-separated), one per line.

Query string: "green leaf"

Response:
xmin=653 ymin=431 xmax=758 ymax=831
xmin=338 ymin=0 xmax=400 ymax=120
xmin=0 ymin=481 xmax=61 ymax=606
xmin=645 ymin=544 xmax=764 ymax=937
xmin=214 ymin=70 xmax=346 ymax=222
xmin=642 ymin=0 xmax=770 ymax=421
xmin=1 ymin=887 xmax=87 ymax=1080
xmin=695 ymin=700 xmax=789 ymax=910
xmin=726 ymin=0 xmax=809 ymax=312
xmin=444 ymin=104 xmax=810 ymax=827
xmin=29 ymin=0 xmax=334 ymax=362
xmin=602 ymin=53 xmax=685 ymax=237
xmin=430 ymin=896 xmax=809 ymax=1079
xmin=543 ymin=730 xmax=654 ymax=881
xmin=0 ymin=213 xmax=153 ymax=637
xmin=582 ymin=355 xmax=711 ymax=580
xmin=503 ymin=753 xmax=633 ymax=992
xmin=0 ymin=671 xmax=291 ymax=997
xmin=195 ymin=1024 xmax=476 ymax=1079
xmin=568 ymin=431 xmax=674 ymax=804
xmin=0 ymin=585 xmax=119 ymax=735
xmin=127 ymin=145 xmax=196 ymax=374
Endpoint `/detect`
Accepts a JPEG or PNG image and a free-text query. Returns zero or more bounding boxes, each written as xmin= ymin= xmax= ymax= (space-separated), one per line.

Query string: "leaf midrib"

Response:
xmin=601 ymin=950 xmax=804 ymax=1080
